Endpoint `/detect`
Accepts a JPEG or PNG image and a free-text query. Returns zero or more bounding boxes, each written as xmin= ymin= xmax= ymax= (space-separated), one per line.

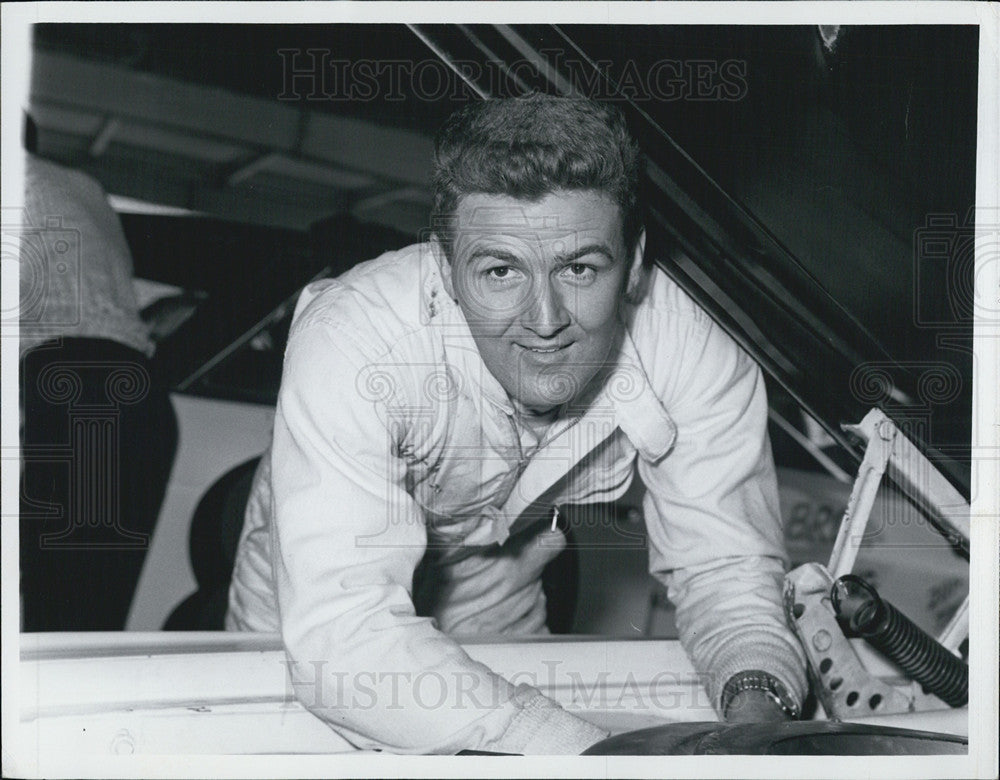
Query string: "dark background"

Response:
xmin=29 ymin=23 xmax=979 ymax=493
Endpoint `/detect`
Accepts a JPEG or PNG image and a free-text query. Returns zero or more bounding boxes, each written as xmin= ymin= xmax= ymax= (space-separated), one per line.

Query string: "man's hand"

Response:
xmin=723 ymin=689 xmax=793 ymax=723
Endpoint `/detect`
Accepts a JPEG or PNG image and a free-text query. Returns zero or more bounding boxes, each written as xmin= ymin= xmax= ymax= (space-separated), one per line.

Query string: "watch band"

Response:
xmin=720 ymin=670 xmax=800 ymax=719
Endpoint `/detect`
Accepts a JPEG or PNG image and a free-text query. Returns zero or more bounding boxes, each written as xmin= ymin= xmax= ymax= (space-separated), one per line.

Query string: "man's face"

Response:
xmin=442 ymin=189 xmax=643 ymax=416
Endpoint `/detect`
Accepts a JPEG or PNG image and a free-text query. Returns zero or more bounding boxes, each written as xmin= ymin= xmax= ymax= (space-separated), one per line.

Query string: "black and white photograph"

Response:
xmin=2 ymin=3 xmax=997 ymax=777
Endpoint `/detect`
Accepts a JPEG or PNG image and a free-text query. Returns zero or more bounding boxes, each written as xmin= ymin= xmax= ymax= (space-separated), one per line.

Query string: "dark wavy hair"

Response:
xmin=431 ymin=94 xmax=643 ymax=260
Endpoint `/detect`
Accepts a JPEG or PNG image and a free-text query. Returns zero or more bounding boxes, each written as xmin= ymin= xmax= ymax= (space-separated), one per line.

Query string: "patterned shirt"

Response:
xmin=19 ymin=154 xmax=153 ymax=358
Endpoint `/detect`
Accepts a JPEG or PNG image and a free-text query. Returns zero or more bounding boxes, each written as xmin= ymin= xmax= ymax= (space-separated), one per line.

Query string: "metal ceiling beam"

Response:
xmin=30 ymin=51 xmax=434 ymax=188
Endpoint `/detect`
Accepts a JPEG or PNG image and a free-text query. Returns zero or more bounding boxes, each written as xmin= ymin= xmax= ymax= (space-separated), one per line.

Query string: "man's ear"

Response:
xmin=431 ymin=235 xmax=457 ymax=300
xmin=625 ymin=228 xmax=647 ymax=303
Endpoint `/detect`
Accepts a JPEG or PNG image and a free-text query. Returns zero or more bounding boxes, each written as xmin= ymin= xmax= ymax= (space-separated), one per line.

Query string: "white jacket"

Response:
xmin=226 ymin=241 xmax=807 ymax=753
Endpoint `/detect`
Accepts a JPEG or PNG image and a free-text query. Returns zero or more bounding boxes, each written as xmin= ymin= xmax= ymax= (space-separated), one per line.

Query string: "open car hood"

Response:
xmin=410 ymin=24 xmax=978 ymax=498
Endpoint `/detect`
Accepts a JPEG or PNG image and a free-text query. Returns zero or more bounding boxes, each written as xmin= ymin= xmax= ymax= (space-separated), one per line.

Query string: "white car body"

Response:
xmin=18 ymin=631 xmax=968 ymax=764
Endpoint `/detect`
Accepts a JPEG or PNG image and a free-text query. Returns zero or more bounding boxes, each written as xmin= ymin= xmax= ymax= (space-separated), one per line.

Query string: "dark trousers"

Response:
xmin=19 ymin=338 xmax=178 ymax=631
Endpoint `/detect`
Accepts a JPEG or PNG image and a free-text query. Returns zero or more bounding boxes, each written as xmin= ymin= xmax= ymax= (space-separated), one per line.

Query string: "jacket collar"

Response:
xmin=604 ymin=327 xmax=677 ymax=463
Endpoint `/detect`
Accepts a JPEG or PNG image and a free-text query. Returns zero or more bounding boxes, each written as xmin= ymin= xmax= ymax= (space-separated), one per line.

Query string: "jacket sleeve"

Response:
xmin=635 ymin=303 xmax=808 ymax=714
xmin=270 ymin=316 xmax=607 ymax=754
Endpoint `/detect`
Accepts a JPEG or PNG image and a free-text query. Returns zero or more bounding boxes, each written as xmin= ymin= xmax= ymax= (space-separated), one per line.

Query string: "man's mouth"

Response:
xmin=518 ymin=342 xmax=572 ymax=354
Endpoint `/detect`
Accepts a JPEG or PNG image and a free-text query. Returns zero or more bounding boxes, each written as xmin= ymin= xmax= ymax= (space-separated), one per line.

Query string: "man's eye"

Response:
xmin=486 ymin=266 xmax=513 ymax=280
xmin=563 ymin=263 xmax=597 ymax=282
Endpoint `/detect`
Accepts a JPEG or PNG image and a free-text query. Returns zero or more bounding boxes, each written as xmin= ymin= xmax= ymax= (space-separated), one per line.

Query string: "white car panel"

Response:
xmin=126 ymin=395 xmax=274 ymax=630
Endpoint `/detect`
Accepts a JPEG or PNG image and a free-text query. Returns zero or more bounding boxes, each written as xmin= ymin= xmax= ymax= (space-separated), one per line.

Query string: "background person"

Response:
xmin=18 ymin=116 xmax=178 ymax=631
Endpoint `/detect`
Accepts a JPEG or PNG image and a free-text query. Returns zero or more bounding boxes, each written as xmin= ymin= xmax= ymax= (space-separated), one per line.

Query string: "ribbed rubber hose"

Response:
xmin=831 ymin=574 xmax=968 ymax=708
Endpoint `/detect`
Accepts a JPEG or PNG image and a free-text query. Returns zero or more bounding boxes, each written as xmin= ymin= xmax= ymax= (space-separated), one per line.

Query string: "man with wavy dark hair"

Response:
xmin=228 ymin=94 xmax=807 ymax=753
xmin=432 ymin=95 xmax=644 ymax=265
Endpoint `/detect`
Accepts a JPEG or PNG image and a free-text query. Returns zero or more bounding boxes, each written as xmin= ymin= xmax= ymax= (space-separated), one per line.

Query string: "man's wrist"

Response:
xmin=723 ymin=689 xmax=791 ymax=723
xmin=499 ymin=685 xmax=609 ymax=754
xmin=720 ymin=670 xmax=800 ymax=721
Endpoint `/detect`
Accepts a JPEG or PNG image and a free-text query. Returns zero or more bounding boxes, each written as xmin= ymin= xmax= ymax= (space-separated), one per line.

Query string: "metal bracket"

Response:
xmin=839 ymin=409 xmax=970 ymax=557
xmin=785 ymin=562 xmax=913 ymax=719
xmin=828 ymin=408 xmax=970 ymax=653
xmin=936 ymin=595 xmax=969 ymax=657
xmin=785 ymin=407 xmax=971 ymax=718
xmin=827 ymin=411 xmax=896 ymax=580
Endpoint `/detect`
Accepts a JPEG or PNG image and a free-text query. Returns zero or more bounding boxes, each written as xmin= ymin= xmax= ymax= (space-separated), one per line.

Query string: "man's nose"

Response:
xmin=523 ymin=279 xmax=571 ymax=337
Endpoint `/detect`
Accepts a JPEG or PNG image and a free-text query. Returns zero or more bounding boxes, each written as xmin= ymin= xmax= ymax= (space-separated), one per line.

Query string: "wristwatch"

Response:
xmin=720 ymin=670 xmax=800 ymax=720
